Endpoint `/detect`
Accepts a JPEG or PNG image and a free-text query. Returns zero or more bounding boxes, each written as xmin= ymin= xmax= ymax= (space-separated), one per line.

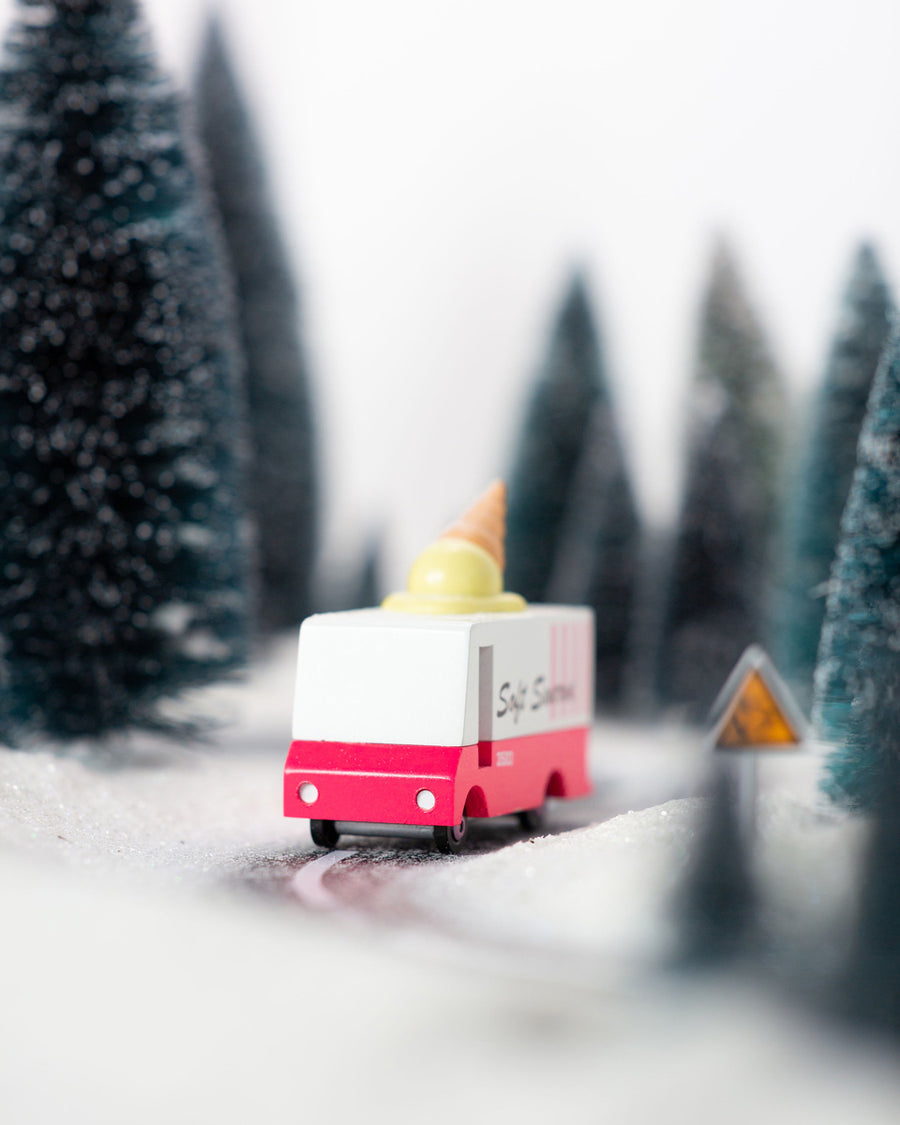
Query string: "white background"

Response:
xmin=3 ymin=0 xmax=900 ymax=589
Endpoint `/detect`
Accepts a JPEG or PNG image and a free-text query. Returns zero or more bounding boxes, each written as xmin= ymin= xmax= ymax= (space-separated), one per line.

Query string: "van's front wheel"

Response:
xmin=310 ymin=819 xmax=339 ymax=849
xmin=434 ymin=817 xmax=468 ymax=854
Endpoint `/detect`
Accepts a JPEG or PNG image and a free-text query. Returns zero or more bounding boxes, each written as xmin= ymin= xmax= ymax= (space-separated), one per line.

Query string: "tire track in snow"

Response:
xmin=289 ymin=849 xmax=356 ymax=910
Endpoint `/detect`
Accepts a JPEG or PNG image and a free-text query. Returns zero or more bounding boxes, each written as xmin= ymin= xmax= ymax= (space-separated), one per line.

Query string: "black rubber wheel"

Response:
xmin=517 ymin=805 xmax=546 ymax=833
xmin=310 ymin=819 xmax=339 ymax=849
xmin=433 ymin=817 xmax=468 ymax=854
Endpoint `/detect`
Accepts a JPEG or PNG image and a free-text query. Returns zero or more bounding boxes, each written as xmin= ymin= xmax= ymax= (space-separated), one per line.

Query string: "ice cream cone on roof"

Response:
xmin=382 ymin=481 xmax=526 ymax=615
xmin=440 ymin=478 xmax=506 ymax=571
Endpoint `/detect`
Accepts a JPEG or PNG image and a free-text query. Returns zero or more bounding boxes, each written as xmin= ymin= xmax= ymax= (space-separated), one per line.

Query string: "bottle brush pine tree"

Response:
xmin=0 ymin=0 xmax=249 ymax=744
xmin=194 ymin=17 xmax=317 ymax=633
xmin=657 ymin=242 xmax=787 ymax=719
xmin=815 ymin=328 xmax=900 ymax=808
xmin=544 ymin=403 xmax=640 ymax=708
xmin=505 ymin=272 xmax=605 ymax=604
xmin=777 ymin=244 xmax=892 ymax=710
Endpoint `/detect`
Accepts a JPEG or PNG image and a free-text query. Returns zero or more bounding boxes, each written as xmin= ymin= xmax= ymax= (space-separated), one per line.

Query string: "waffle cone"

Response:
xmin=440 ymin=480 xmax=507 ymax=571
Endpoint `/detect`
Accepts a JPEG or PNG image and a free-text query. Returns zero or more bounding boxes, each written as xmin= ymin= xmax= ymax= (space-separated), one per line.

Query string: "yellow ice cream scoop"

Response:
xmin=382 ymin=480 xmax=526 ymax=615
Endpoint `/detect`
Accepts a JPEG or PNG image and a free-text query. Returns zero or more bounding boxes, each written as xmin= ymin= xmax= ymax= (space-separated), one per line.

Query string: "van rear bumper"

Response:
xmin=284 ymin=741 xmax=464 ymax=827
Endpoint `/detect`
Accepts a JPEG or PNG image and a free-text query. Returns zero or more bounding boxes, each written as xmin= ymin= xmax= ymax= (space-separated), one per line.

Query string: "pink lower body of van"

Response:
xmin=284 ymin=727 xmax=591 ymax=828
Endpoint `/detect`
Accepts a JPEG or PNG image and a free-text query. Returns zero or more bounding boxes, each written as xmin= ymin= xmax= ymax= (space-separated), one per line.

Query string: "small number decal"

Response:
xmin=496 ymin=749 xmax=514 ymax=767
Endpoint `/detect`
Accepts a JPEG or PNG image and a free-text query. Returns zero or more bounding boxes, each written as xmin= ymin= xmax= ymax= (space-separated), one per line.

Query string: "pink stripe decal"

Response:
xmin=550 ymin=625 xmax=557 ymax=720
xmin=574 ymin=621 xmax=581 ymax=715
xmin=570 ymin=623 xmax=576 ymax=717
xmin=561 ymin=623 xmax=569 ymax=718
xmin=569 ymin=622 xmax=576 ymax=718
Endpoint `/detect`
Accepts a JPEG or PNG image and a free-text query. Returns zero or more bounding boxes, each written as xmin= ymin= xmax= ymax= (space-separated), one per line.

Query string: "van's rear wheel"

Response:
xmin=310 ymin=819 xmax=339 ymax=849
xmin=434 ymin=817 xmax=468 ymax=854
xmin=518 ymin=805 xmax=546 ymax=833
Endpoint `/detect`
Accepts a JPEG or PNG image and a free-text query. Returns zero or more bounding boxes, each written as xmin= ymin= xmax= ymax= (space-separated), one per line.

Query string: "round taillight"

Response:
xmin=416 ymin=789 xmax=436 ymax=812
xmin=298 ymin=782 xmax=319 ymax=805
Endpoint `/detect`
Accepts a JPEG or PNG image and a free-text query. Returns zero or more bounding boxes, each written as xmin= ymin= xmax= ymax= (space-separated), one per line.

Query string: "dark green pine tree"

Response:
xmin=656 ymin=242 xmax=787 ymax=719
xmin=676 ymin=758 xmax=757 ymax=968
xmin=815 ymin=328 xmax=900 ymax=808
xmin=777 ymin=245 xmax=893 ymax=710
xmin=0 ymin=0 xmax=249 ymax=744
xmin=194 ymin=16 xmax=317 ymax=634
xmin=348 ymin=534 xmax=382 ymax=609
xmin=505 ymin=272 xmax=604 ymax=603
xmin=837 ymin=682 xmax=900 ymax=1033
xmin=544 ymin=403 xmax=640 ymax=708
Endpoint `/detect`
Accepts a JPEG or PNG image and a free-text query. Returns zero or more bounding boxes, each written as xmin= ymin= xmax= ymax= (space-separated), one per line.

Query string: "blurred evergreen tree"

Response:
xmin=656 ymin=243 xmax=787 ymax=719
xmin=505 ymin=273 xmax=604 ymax=603
xmin=622 ymin=524 xmax=672 ymax=716
xmin=815 ymin=329 xmax=900 ymax=808
xmin=545 ymin=404 xmax=640 ymax=707
xmin=777 ymin=245 xmax=892 ymax=710
xmin=0 ymin=0 xmax=249 ymax=743
xmin=676 ymin=758 xmax=757 ymax=967
xmin=194 ymin=16 xmax=317 ymax=634
xmin=349 ymin=534 xmax=382 ymax=609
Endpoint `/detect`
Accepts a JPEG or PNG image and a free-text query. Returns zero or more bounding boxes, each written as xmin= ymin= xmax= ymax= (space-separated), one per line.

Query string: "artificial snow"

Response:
xmin=0 ymin=640 xmax=897 ymax=1121
xmin=393 ymin=788 xmax=864 ymax=986
xmin=397 ymin=801 xmax=700 ymax=965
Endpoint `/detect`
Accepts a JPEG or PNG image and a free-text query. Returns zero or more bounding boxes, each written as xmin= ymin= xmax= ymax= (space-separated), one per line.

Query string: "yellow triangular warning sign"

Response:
xmin=707 ymin=645 xmax=807 ymax=752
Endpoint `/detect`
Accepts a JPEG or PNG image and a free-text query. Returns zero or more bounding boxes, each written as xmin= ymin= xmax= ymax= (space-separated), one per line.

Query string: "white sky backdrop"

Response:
xmin=4 ymin=0 xmax=900 ymax=592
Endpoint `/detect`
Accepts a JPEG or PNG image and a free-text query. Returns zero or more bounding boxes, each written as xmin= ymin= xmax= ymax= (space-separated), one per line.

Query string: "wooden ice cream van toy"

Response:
xmin=284 ymin=483 xmax=594 ymax=852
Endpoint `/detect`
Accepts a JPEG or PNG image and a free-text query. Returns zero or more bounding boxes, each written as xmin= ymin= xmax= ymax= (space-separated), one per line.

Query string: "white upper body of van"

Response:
xmin=291 ymin=606 xmax=594 ymax=748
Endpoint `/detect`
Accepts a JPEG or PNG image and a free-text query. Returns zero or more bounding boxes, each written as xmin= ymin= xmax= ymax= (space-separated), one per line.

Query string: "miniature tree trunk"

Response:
xmin=676 ymin=758 xmax=757 ymax=967
xmin=837 ymin=687 xmax=900 ymax=1033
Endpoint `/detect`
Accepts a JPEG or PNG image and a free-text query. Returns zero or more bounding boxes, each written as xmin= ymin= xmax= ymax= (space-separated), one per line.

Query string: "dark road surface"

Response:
xmin=235 ymin=739 xmax=704 ymax=925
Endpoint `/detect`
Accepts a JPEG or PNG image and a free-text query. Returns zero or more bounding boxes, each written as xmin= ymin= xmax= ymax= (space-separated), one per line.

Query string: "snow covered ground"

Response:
xmin=2 ymin=639 xmax=899 ymax=1123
